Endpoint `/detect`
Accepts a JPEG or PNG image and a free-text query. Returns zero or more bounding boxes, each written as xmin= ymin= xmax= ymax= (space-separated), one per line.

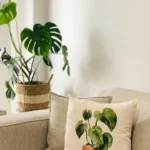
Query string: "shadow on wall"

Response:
xmin=64 ymin=86 xmax=74 ymax=97
xmin=65 ymin=31 xmax=112 ymax=97
xmin=84 ymin=33 xmax=110 ymax=81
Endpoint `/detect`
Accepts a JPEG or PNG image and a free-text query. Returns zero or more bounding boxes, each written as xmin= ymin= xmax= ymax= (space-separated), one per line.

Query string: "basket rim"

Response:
xmin=16 ymin=81 xmax=49 ymax=87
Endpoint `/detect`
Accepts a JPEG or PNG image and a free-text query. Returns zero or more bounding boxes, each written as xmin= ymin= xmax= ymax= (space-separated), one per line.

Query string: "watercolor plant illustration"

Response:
xmin=75 ymin=108 xmax=117 ymax=150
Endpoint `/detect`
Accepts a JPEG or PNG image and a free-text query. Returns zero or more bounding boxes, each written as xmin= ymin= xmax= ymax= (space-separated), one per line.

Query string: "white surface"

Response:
xmin=10 ymin=100 xmax=18 ymax=114
xmin=48 ymin=0 xmax=150 ymax=97
xmin=0 ymin=26 xmax=11 ymax=114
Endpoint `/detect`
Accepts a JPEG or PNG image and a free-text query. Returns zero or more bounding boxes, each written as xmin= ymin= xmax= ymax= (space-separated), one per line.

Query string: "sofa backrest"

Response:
xmin=100 ymin=87 xmax=150 ymax=150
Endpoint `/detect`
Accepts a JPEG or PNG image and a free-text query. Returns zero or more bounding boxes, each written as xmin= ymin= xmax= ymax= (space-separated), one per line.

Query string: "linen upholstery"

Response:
xmin=0 ymin=110 xmax=49 ymax=150
xmin=100 ymin=88 xmax=150 ymax=150
xmin=48 ymin=93 xmax=112 ymax=150
xmin=65 ymin=96 xmax=137 ymax=150
xmin=0 ymin=88 xmax=150 ymax=150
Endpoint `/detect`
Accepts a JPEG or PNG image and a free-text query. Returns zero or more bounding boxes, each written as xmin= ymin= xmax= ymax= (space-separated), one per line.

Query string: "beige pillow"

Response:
xmin=65 ymin=95 xmax=137 ymax=150
xmin=48 ymin=93 xmax=112 ymax=150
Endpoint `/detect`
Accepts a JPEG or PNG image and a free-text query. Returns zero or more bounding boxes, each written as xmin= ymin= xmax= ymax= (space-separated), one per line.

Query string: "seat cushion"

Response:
xmin=100 ymin=87 xmax=150 ymax=150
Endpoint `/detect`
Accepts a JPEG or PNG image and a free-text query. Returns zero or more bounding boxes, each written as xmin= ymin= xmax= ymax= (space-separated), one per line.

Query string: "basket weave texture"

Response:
xmin=16 ymin=82 xmax=50 ymax=111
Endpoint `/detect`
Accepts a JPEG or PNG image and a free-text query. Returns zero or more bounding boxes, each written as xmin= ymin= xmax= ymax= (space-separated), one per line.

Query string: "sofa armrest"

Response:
xmin=0 ymin=109 xmax=49 ymax=150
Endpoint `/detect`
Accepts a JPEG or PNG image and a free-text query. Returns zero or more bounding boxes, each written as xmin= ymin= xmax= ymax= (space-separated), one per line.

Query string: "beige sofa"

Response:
xmin=0 ymin=88 xmax=150 ymax=150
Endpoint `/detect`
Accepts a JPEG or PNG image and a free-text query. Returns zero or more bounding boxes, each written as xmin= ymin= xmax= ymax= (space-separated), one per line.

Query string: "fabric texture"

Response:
xmin=100 ymin=88 xmax=150 ymax=150
xmin=65 ymin=95 xmax=137 ymax=150
xmin=48 ymin=93 xmax=112 ymax=150
xmin=0 ymin=110 xmax=49 ymax=150
xmin=0 ymin=109 xmax=49 ymax=127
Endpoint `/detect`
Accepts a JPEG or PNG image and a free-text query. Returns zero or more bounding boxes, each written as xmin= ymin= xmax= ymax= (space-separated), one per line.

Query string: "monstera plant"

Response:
xmin=75 ymin=108 xmax=117 ymax=150
xmin=0 ymin=0 xmax=70 ymax=111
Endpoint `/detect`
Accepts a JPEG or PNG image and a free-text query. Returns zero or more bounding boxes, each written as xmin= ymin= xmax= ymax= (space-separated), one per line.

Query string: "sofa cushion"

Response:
xmin=100 ymin=88 xmax=150 ymax=150
xmin=47 ymin=92 xmax=112 ymax=150
xmin=65 ymin=95 xmax=137 ymax=150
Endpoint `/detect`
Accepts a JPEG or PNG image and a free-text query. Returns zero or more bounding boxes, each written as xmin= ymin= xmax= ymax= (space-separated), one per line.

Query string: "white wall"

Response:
xmin=0 ymin=26 xmax=11 ymax=113
xmin=33 ymin=0 xmax=49 ymax=82
xmin=49 ymin=0 xmax=150 ymax=97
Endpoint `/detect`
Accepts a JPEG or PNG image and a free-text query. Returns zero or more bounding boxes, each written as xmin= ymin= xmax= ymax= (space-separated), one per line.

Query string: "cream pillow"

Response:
xmin=65 ymin=95 xmax=137 ymax=150
xmin=48 ymin=93 xmax=112 ymax=150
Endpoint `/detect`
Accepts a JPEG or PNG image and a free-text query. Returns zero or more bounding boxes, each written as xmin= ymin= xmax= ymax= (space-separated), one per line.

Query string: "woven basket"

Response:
xmin=16 ymin=82 xmax=50 ymax=111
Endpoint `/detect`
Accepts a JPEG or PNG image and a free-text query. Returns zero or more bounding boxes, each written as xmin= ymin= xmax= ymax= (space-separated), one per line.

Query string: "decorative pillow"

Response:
xmin=48 ymin=93 xmax=112 ymax=150
xmin=65 ymin=95 xmax=137 ymax=150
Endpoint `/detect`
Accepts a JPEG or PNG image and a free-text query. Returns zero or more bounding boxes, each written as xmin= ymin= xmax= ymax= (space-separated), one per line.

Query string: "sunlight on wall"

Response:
xmin=49 ymin=0 xmax=150 ymax=96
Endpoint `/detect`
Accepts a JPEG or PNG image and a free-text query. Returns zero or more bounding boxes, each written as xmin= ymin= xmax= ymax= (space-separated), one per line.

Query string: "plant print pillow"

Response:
xmin=64 ymin=95 xmax=137 ymax=150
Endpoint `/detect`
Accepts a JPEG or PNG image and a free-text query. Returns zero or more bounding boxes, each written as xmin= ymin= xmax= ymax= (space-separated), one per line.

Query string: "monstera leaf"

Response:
xmin=100 ymin=108 xmax=117 ymax=131
xmin=0 ymin=0 xmax=17 ymax=25
xmin=21 ymin=24 xmax=52 ymax=56
xmin=83 ymin=109 xmax=92 ymax=120
xmin=88 ymin=126 xmax=103 ymax=148
xmin=99 ymin=132 xmax=113 ymax=150
xmin=44 ymin=22 xmax=62 ymax=53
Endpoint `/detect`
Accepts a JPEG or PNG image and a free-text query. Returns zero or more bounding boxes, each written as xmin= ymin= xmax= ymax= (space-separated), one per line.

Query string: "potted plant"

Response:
xmin=75 ymin=108 xmax=117 ymax=150
xmin=0 ymin=0 xmax=70 ymax=111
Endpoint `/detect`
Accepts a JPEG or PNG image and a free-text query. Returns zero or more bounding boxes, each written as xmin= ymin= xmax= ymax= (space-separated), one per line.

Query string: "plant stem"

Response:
xmin=88 ymin=119 xmax=91 ymax=129
xmin=95 ymin=120 xmax=98 ymax=126
xmin=15 ymin=20 xmax=24 ymax=82
xmin=26 ymin=56 xmax=35 ymax=64
xmin=8 ymin=23 xmax=31 ymax=82
xmin=29 ymin=56 xmax=35 ymax=82
xmin=5 ymin=51 xmax=30 ymax=81
xmin=8 ymin=23 xmax=20 ymax=54
xmin=30 ymin=58 xmax=42 ymax=82
xmin=12 ymin=58 xmax=30 ymax=81
xmin=88 ymin=119 xmax=94 ymax=145
xmin=85 ymin=131 xmax=90 ymax=145
xmin=30 ymin=56 xmax=35 ymax=72
xmin=15 ymin=20 xmax=21 ymax=51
